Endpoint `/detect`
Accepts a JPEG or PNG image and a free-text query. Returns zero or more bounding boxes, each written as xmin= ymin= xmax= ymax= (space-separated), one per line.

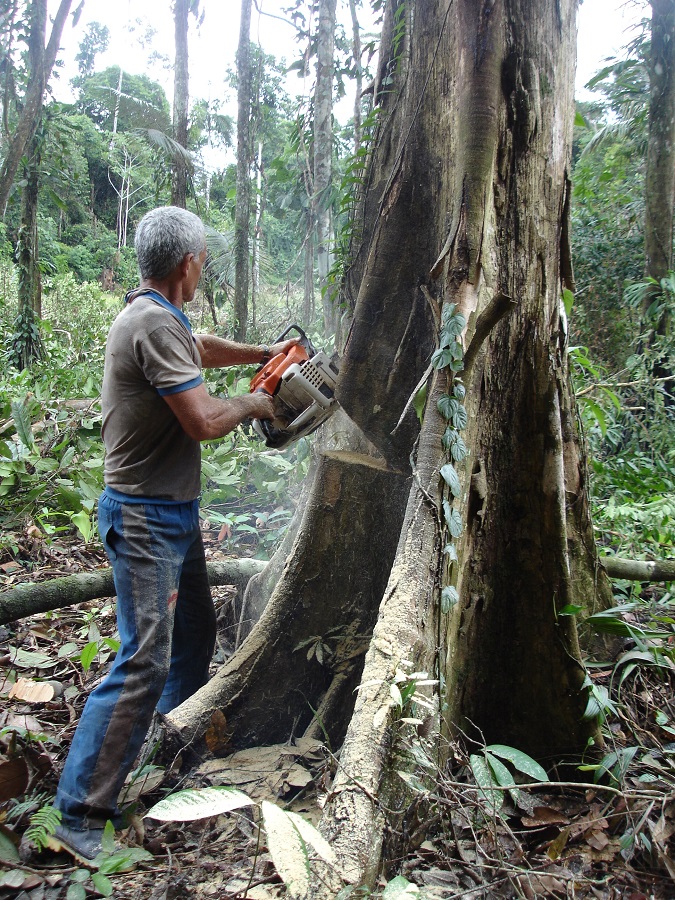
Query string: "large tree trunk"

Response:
xmin=0 ymin=0 xmax=72 ymax=214
xmin=161 ymin=0 xmax=611 ymax=890
xmin=167 ymin=449 xmax=409 ymax=750
xmin=171 ymin=0 xmax=190 ymax=209
xmin=233 ymin=0 xmax=252 ymax=341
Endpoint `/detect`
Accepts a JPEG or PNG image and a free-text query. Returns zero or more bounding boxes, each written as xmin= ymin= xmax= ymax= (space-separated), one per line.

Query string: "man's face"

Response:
xmin=184 ymin=246 xmax=207 ymax=302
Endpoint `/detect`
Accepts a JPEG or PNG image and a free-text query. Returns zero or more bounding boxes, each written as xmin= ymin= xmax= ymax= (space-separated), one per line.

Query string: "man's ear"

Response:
xmin=179 ymin=252 xmax=192 ymax=278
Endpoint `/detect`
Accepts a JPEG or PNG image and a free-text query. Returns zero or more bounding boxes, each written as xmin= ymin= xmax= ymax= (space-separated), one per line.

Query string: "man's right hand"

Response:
xmin=247 ymin=392 xmax=275 ymax=421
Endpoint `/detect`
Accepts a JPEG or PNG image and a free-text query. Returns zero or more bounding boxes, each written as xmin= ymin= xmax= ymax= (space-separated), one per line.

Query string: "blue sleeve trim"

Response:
xmin=157 ymin=375 xmax=203 ymax=397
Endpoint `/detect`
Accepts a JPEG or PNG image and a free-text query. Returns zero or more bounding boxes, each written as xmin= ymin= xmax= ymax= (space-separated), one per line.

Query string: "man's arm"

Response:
xmin=195 ymin=335 xmax=299 ymax=369
xmin=163 ymin=383 xmax=275 ymax=441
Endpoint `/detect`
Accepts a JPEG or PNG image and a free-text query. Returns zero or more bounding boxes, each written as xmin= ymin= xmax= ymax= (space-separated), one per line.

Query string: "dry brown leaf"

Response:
xmin=586 ymin=829 xmax=610 ymax=851
xmin=8 ymin=678 xmax=54 ymax=704
xmin=522 ymin=806 xmax=570 ymax=828
xmin=205 ymin=709 xmax=230 ymax=754
xmin=0 ymin=757 xmax=30 ymax=803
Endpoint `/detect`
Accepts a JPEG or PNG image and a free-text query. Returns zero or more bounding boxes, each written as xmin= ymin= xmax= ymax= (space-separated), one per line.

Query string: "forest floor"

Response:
xmin=0 ymin=527 xmax=674 ymax=900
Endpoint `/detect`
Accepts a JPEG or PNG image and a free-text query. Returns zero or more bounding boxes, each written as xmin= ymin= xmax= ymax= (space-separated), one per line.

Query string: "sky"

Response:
xmin=49 ymin=0 xmax=647 ymax=130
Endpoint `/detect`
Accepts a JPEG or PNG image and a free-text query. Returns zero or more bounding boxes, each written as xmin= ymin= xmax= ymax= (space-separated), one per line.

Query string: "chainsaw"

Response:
xmin=249 ymin=324 xmax=340 ymax=450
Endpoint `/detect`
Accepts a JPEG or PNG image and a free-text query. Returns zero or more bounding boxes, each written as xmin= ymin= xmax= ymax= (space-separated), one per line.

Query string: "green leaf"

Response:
xmin=469 ymin=753 xmax=503 ymax=811
xmin=91 ymin=873 xmax=114 ymax=897
xmin=71 ymin=511 xmax=92 ymax=542
xmin=96 ymin=847 xmax=153 ymax=874
xmin=562 ymin=288 xmax=575 ymax=316
xmin=443 ymin=542 xmax=458 ymax=562
xmin=449 ymin=434 xmax=468 ymax=462
xmin=413 ymin=383 xmax=427 ymax=423
xmin=101 ymin=820 xmax=116 ymax=854
xmin=558 ymin=604 xmax=583 ymax=616
xmin=451 ymin=403 xmax=467 ymax=430
xmin=440 ymin=463 xmax=461 ymax=497
xmin=441 ymin=585 xmax=459 ymax=613
xmin=437 ymin=395 xmax=459 ymax=420
xmin=66 ymin=884 xmax=87 ymax=900
xmin=453 ymin=382 xmax=466 ymax=400
xmin=381 ymin=874 xmax=421 ymax=897
xmin=261 ymin=801 xmax=310 ymax=899
xmin=0 ymin=830 xmax=20 ymax=864
xmin=80 ymin=641 xmax=98 ymax=673
xmin=486 ymin=745 xmax=548 ymax=782
xmin=486 ymin=752 xmax=523 ymax=807
xmin=574 ymin=110 xmax=588 ymax=128
xmin=431 ymin=348 xmax=453 ymax=370
xmin=11 ymin=399 xmax=34 ymax=450
xmin=281 ymin=809 xmax=337 ymax=866
xmin=145 ymin=786 xmax=253 ymax=821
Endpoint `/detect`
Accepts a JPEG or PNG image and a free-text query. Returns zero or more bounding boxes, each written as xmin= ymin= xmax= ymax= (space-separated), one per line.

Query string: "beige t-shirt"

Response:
xmin=101 ymin=291 xmax=203 ymax=501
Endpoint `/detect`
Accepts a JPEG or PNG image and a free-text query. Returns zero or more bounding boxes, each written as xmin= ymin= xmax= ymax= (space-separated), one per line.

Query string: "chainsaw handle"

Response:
xmin=273 ymin=323 xmax=314 ymax=356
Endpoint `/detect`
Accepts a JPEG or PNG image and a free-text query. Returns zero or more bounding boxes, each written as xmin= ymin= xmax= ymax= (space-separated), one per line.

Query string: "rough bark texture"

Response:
xmin=233 ymin=0 xmax=252 ymax=340
xmin=314 ymin=0 xmax=607 ymax=888
xmin=166 ymin=451 xmax=409 ymax=751
xmin=644 ymin=0 xmax=675 ymax=398
xmin=645 ymin=0 xmax=675 ymax=284
xmin=0 ymin=559 xmax=265 ymax=626
xmin=171 ymin=0 xmax=190 ymax=209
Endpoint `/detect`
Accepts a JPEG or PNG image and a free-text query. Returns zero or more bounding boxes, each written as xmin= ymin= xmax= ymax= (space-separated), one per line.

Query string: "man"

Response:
xmin=50 ymin=206 xmax=296 ymax=862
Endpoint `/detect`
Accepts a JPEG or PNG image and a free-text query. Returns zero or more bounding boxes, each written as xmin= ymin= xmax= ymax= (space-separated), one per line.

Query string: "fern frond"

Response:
xmin=25 ymin=804 xmax=62 ymax=851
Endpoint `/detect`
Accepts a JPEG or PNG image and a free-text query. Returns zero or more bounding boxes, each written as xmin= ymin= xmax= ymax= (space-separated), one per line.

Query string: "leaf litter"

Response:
xmin=1 ymin=533 xmax=675 ymax=897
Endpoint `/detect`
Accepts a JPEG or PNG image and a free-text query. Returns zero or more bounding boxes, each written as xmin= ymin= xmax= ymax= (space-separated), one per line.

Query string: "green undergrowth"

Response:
xmin=0 ymin=272 xmax=310 ymax=563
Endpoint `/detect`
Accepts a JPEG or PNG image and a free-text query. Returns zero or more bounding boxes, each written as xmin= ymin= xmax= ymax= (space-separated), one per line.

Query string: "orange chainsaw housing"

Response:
xmin=249 ymin=343 xmax=310 ymax=396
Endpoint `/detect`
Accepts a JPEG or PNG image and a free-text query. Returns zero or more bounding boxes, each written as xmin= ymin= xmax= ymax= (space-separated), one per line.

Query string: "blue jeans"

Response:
xmin=54 ymin=491 xmax=216 ymax=828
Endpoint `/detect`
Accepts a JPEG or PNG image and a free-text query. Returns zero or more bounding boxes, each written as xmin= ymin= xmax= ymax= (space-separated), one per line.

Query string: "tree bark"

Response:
xmin=0 ymin=559 xmax=265 ymax=626
xmin=315 ymin=0 xmax=607 ymax=888
xmin=601 ymin=556 xmax=675 ymax=582
xmin=644 ymin=0 xmax=675 ymax=400
xmin=166 ymin=450 xmax=409 ymax=752
xmin=234 ymin=0 xmax=253 ymax=341
xmin=171 ymin=0 xmax=190 ymax=209
xmin=0 ymin=0 xmax=73 ymax=214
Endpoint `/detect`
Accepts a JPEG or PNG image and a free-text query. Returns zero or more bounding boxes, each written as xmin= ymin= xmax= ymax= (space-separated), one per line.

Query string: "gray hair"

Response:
xmin=135 ymin=206 xmax=206 ymax=280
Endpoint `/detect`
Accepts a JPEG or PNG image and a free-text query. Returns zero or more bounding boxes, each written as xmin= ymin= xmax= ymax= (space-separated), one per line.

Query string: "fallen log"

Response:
xmin=600 ymin=557 xmax=675 ymax=583
xmin=0 ymin=559 xmax=265 ymax=626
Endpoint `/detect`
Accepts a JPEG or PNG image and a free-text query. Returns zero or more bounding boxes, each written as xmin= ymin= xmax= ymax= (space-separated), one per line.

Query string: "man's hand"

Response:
xmin=248 ymin=392 xmax=275 ymax=420
xmin=268 ymin=337 xmax=301 ymax=358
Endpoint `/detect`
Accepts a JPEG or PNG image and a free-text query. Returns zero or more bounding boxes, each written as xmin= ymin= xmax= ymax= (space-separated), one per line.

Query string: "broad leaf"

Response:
xmin=145 ymin=786 xmax=253 ymax=821
xmin=469 ymin=754 xmax=503 ymax=812
xmin=262 ymin=800 xmax=310 ymax=899
xmin=441 ymin=585 xmax=459 ymax=613
xmin=440 ymin=463 xmax=461 ymax=497
xmin=282 ymin=809 xmax=337 ymax=866
xmin=486 ymin=745 xmax=548 ymax=782
xmin=381 ymin=874 xmax=421 ymax=897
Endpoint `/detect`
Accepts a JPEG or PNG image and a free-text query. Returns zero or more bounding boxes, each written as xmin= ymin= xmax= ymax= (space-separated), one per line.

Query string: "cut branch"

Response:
xmin=601 ymin=556 xmax=675 ymax=583
xmin=0 ymin=559 xmax=265 ymax=626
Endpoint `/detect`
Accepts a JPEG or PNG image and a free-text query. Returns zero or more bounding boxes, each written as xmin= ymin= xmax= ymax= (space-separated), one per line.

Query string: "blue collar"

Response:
xmin=126 ymin=288 xmax=194 ymax=334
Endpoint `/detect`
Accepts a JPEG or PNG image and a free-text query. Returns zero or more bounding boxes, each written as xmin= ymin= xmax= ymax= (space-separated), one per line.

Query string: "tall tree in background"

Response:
xmin=234 ymin=0 xmax=253 ymax=340
xmin=313 ymin=0 xmax=337 ymax=333
xmin=171 ymin=0 xmax=191 ymax=208
xmin=0 ymin=0 xmax=74 ymax=214
xmin=644 ymin=0 xmax=675 ymax=397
